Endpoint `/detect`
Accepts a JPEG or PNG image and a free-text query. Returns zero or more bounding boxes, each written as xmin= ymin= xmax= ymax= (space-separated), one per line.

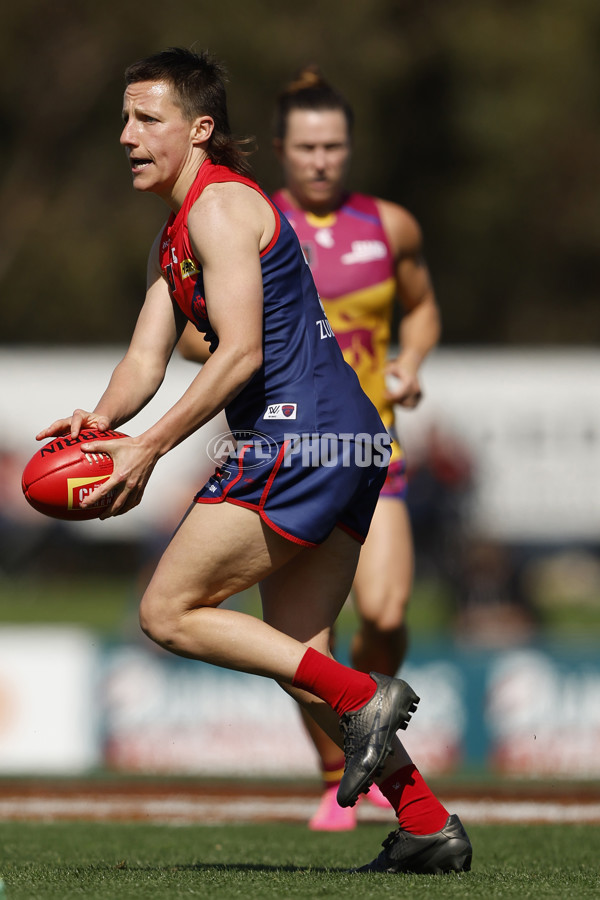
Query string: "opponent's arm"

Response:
xmin=177 ymin=320 xmax=212 ymax=364
xmin=378 ymin=199 xmax=441 ymax=409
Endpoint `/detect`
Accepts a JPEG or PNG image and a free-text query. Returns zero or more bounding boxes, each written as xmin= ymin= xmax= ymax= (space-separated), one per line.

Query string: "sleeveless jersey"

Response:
xmin=272 ymin=190 xmax=401 ymax=462
xmin=159 ymin=161 xmax=386 ymax=447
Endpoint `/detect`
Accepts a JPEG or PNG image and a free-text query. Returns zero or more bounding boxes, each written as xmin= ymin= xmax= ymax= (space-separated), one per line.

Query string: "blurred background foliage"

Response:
xmin=1 ymin=0 xmax=600 ymax=346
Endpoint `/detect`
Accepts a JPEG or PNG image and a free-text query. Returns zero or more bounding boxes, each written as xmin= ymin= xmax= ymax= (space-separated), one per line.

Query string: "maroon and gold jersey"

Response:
xmin=272 ymin=190 xmax=401 ymax=462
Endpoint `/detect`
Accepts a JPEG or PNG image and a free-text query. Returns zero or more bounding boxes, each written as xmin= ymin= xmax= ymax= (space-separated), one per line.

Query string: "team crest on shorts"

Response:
xmin=263 ymin=403 xmax=297 ymax=420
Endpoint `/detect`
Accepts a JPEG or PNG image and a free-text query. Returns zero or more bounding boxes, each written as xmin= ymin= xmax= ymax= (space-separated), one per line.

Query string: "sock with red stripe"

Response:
xmin=292 ymin=647 xmax=376 ymax=716
xmin=379 ymin=764 xmax=449 ymax=835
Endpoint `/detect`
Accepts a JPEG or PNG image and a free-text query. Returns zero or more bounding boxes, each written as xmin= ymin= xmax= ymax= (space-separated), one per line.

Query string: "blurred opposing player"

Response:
xmin=271 ymin=66 xmax=441 ymax=830
xmin=178 ymin=63 xmax=443 ymax=833
xmin=42 ymin=47 xmax=470 ymax=874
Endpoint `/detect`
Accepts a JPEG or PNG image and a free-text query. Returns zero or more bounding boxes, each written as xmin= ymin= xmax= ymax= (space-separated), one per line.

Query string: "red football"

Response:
xmin=22 ymin=429 xmax=128 ymax=520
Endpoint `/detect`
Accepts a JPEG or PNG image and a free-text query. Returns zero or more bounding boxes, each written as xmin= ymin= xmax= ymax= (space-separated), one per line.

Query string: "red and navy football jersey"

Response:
xmin=160 ymin=160 xmax=386 ymax=445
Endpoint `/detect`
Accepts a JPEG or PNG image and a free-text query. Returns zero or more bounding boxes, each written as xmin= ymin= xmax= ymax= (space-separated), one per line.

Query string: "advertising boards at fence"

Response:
xmin=0 ymin=629 xmax=598 ymax=777
xmin=99 ymin=640 xmax=600 ymax=779
xmin=3 ymin=346 xmax=600 ymax=543
xmin=0 ymin=628 xmax=100 ymax=773
xmin=396 ymin=348 xmax=600 ymax=542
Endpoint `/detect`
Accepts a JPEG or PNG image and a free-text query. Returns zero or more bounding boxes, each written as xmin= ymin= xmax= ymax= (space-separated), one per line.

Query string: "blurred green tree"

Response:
xmin=1 ymin=0 xmax=599 ymax=344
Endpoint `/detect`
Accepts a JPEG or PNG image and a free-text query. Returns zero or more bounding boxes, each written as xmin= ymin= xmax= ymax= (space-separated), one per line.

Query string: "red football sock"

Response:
xmin=292 ymin=647 xmax=376 ymax=715
xmin=379 ymin=764 xmax=449 ymax=835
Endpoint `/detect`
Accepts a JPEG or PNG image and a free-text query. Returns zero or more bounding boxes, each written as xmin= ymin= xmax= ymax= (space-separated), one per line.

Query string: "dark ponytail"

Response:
xmin=274 ymin=64 xmax=354 ymax=141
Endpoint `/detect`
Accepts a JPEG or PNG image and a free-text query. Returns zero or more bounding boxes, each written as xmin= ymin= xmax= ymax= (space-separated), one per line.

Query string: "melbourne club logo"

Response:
xmin=263 ymin=403 xmax=297 ymax=420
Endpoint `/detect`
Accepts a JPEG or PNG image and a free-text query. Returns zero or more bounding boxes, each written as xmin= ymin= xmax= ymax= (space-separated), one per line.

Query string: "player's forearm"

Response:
xmin=93 ymin=352 xmax=166 ymax=429
xmin=138 ymin=343 xmax=263 ymax=458
xmin=397 ymin=294 xmax=441 ymax=373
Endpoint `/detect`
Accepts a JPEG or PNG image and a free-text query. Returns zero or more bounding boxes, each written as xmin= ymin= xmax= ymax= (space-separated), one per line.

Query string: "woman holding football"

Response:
xmin=36 ymin=48 xmax=470 ymax=875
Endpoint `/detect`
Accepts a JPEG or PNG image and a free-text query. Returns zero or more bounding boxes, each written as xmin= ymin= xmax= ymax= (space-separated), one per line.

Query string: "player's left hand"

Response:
xmin=36 ymin=409 xmax=112 ymax=441
xmin=78 ymin=434 xmax=158 ymax=518
xmin=385 ymin=363 xmax=423 ymax=409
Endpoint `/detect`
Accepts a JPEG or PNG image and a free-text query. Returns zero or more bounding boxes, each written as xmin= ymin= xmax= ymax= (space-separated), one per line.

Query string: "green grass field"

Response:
xmin=1 ymin=821 xmax=599 ymax=899
xmin=3 ymin=570 xmax=600 ymax=640
xmin=2 ymin=574 xmax=599 ymax=899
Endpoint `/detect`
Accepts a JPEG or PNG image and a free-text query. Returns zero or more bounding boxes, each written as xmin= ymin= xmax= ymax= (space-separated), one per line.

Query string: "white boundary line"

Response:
xmin=0 ymin=795 xmax=599 ymax=825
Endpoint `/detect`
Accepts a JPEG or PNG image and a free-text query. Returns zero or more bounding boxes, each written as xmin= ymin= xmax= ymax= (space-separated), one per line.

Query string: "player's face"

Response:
xmin=120 ymin=80 xmax=199 ymax=206
xmin=277 ymin=108 xmax=351 ymax=213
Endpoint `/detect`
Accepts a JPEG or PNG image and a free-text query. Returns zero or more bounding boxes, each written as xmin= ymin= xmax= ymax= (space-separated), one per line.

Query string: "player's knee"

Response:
xmin=139 ymin=590 xmax=177 ymax=646
xmin=138 ymin=586 xmax=197 ymax=648
xmin=360 ymin=586 xmax=411 ymax=634
xmin=139 ymin=583 xmax=227 ymax=650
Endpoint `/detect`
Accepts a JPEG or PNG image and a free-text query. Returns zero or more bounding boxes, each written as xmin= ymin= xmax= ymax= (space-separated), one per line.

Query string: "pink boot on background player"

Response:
xmin=309 ymin=782 xmax=391 ymax=830
xmin=366 ymin=782 xmax=391 ymax=809
xmin=309 ymin=784 xmax=357 ymax=831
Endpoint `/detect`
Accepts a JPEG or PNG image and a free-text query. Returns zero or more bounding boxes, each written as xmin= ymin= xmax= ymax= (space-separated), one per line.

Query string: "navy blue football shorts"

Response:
xmin=194 ymin=433 xmax=389 ymax=547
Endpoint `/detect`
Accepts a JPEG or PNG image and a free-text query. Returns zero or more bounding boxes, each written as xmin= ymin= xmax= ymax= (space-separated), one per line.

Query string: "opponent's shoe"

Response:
xmin=308 ymin=785 xmax=357 ymax=831
xmin=337 ymin=673 xmax=419 ymax=808
xmin=366 ymin=782 xmax=390 ymax=810
xmin=356 ymin=814 xmax=472 ymax=875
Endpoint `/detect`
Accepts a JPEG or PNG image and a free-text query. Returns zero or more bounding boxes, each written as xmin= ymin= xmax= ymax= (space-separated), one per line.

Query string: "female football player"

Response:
xmin=37 ymin=48 xmax=470 ymax=875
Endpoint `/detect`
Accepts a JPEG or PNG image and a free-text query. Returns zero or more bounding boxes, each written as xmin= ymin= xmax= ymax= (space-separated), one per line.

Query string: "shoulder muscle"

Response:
xmin=375 ymin=198 xmax=423 ymax=259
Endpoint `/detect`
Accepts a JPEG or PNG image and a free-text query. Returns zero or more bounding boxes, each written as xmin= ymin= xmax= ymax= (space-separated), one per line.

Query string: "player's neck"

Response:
xmin=166 ymin=153 xmax=210 ymax=213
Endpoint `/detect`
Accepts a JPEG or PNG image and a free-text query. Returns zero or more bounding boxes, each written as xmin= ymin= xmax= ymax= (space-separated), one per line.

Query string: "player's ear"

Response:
xmin=191 ymin=115 xmax=214 ymax=146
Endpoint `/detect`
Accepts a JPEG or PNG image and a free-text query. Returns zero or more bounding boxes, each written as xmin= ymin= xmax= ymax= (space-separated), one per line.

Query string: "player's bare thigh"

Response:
xmin=260 ymin=525 xmax=360 ymax=650
xmin=260 ymin=525 xmax=361 ymax=725
xmin=352 ymin=497 xmax=414 ymax=629
xmin=141 ymin=500 xmax=303 ymax=622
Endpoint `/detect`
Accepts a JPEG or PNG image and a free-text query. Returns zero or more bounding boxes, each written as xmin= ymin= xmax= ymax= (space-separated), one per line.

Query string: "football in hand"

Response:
xmin=21 ymin=428 xmax=128 ymax=520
